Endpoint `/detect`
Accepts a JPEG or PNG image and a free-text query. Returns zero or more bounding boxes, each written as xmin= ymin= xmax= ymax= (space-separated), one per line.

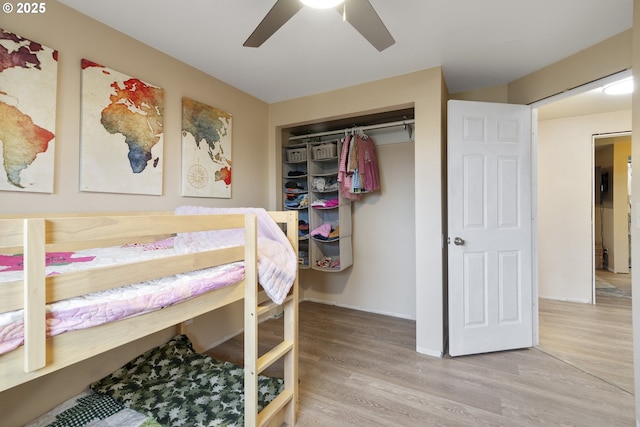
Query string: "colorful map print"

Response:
xmin=0 ymin=29 xmax=57 ymax=193
xmin=80 ymin=59 xmax=164 ymax=195
xmin=181 ymin=97 xmax=232 ymax=198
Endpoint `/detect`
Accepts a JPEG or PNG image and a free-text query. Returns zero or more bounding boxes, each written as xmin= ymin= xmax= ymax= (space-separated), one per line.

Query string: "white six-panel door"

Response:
xmin=448 ymin=100 xmax=533 ymax=357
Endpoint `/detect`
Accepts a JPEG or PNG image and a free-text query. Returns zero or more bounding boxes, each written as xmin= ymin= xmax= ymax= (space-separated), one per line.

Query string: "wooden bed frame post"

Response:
xmin=244 ymin=214 xmax=259 ymax=426
xmin=23 ymin=219 xmax=46 ymax=372
xmin=283 ymin=210 xmax=299 ymax=425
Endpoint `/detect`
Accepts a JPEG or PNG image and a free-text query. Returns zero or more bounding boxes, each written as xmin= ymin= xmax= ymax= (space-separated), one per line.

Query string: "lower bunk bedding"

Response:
xmin=27 ymin=335 xmax=283 ymax=427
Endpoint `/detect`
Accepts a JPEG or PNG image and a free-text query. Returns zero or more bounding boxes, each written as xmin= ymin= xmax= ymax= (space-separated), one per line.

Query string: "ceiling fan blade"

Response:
xmin=244 ymin=0 xmax=303 ymax=47
xmin=338 ymin=0 xmax=395 ymax=51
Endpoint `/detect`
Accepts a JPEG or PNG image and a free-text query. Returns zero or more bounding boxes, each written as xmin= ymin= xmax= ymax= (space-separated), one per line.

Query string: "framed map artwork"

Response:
xmin=181 ymin=97 xmax=232 ymax=198
xmin=80 ymin=59 xmax=164 ymax=195
xmin=0 ymin=29 xmax=57 ymax=193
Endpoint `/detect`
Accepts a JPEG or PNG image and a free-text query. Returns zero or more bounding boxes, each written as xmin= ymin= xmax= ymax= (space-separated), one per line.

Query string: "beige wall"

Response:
xmin=537 ymin=111 xmax=631 ymax=302
xmin=449 ymin=84 xmax=509 ymax=103
xmin=0 ymin=3 xmax=269 ymax=425
xmin=268 ymin=68 xmax=446 ymax=356
xmin=508 ymin=30 xmax=632 ymax=105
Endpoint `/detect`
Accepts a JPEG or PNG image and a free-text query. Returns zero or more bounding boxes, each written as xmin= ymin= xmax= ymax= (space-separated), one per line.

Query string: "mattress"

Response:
xmin=0 ymin=238 xmax=246 ymax=355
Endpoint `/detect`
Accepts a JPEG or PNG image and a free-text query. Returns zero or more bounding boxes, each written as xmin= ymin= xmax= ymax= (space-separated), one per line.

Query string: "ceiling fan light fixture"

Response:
xmin=300 ymin=0 xmax=345 ymax=9
xmin=603 ymin=77 xmax=634 ymax=95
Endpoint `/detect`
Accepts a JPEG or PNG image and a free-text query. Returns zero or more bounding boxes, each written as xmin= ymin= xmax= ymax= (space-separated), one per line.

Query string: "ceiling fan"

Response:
xmin=243 ymin=0 xmax=395 ymax=52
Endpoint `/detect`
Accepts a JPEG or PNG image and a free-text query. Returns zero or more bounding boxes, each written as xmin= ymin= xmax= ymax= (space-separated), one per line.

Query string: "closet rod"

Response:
xmin=289 ymin=119 xmax=415 ymax=141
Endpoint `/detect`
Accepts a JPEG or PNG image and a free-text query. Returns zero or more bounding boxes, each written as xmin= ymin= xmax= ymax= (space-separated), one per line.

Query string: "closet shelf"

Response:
xmin=282 ymin=138 xmax=352 ymax=272
xmin=312 ymin=236 xmax=339 ymax=243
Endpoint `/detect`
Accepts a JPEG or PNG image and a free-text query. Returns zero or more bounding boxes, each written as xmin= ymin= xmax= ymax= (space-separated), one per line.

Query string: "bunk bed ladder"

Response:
xmin=244 ymin=211 xmax=299 ymax=427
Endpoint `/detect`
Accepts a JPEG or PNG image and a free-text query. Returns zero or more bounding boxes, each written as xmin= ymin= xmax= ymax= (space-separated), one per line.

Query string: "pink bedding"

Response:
xmin=0 ymin=238 xmax=245 ymax=355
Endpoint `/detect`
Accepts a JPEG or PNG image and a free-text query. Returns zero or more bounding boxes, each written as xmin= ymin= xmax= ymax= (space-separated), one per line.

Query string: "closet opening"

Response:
xmin=277 ymin=107 xmax=417 ymax=317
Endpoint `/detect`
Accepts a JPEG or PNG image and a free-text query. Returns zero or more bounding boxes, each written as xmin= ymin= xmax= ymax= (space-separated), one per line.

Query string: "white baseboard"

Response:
xmin=538 ymin=295 xmax=591 ymax=304
xmin=301 ymin=297 xmax=416 ymax=321
xmin=416 ymin=345 xmax=444 ymax=358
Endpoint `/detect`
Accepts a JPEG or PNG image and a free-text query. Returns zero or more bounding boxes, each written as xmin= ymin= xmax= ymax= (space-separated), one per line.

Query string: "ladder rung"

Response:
xmin=258 ymin=388 xmax=293 ymax=427
xmin=257 ymin=300 xmax=279 ymax=318
xmin=257 ymin=340 xmax=293 ymax=375
xmin=257 ymin=294 xmax=294 ymax=317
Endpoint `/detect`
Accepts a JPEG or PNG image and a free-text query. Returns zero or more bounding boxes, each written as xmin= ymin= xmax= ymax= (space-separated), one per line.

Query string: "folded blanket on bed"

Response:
xmin=25 ymin=390 xmax=160 ymax=427
xmin=174 ymin=206 xmax=297 ymax=304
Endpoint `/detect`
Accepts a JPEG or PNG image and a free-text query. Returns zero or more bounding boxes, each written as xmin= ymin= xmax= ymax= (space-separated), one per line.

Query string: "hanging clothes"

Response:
xmin=338 ymin=133 xmax=361 ymax=201
xmin=357 ymin=133 xmax=380 ymax=193
xmin=338 ymin=129 xmax=381 ymax=199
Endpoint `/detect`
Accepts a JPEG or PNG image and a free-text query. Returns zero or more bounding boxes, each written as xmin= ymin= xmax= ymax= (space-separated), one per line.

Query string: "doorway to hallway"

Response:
xmin=593 ymin=132 xmax=632 ymax=305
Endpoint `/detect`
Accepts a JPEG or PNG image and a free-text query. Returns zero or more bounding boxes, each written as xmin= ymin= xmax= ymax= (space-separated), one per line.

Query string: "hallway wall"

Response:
xmin=538 ymin=110 xmax=631 ymax=302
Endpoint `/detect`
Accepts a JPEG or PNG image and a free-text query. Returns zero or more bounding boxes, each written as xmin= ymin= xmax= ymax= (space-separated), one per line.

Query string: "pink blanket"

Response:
xmin=173 ymin=206 xmax=297 ymax=305
xmin=0 ymin=239 xmax=245 ymax=355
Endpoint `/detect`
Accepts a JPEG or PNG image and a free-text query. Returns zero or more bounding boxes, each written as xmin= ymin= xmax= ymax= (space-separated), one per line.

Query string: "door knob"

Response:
xmin=454 ymin=237 xmax=465 ymax=246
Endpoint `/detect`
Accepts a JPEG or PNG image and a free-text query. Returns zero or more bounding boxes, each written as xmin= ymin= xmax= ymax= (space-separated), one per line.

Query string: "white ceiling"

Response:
xmin=57 ymin=0 xmax=633 ymax=107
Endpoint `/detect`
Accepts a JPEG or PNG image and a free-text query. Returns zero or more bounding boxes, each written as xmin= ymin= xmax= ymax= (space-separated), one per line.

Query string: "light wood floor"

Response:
xmin=207 ymin=300 xmax=635 ymax=426
xmin=596 ymin=269 xmax=632 ymax=308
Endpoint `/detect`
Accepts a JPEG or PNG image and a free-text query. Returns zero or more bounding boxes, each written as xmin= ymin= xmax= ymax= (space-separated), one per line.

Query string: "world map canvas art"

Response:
xmin=0 ymin=29 xmax=57 ymax=193
xmin=181 ymin=98 xmax=232 ymax=198
xmin=80 ymin=59 xmax=164 ymax=195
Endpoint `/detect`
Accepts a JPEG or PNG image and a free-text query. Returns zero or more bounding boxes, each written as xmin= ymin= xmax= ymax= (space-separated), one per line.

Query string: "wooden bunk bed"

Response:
xmin=0 ymin=209 xmax=299 ymax=427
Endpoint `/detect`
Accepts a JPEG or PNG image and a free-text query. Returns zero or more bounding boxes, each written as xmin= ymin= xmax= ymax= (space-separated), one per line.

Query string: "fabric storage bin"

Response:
xmin=595 ymin=244 xmax=603 ymax=270
xmin=313 ymin=143 xmax=337 ymax=160
xmin=287 ymin=148 xmax=307 ymax=162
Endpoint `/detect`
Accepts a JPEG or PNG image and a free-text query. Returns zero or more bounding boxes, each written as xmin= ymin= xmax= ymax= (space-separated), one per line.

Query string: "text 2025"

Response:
xmin=17 ymin=2 xmax=46 ymax=13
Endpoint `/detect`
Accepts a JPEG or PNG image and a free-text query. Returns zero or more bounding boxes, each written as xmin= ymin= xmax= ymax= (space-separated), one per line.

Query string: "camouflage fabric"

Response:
xmin=91 ymin=335 xmax=283 ymax=427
